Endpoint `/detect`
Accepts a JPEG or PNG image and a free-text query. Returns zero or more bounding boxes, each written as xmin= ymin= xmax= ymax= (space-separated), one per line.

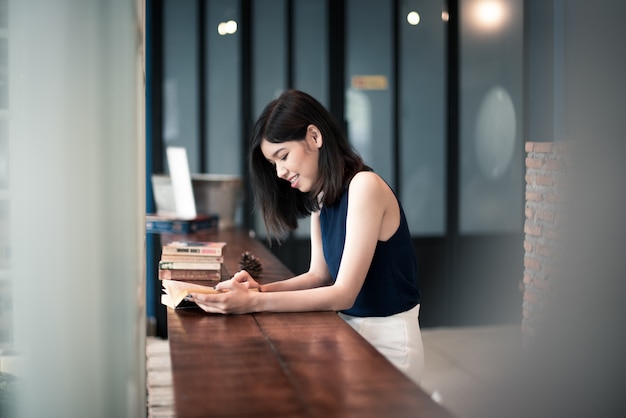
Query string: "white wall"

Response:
xmin=8 ymin=1 xmax=145 ymax=417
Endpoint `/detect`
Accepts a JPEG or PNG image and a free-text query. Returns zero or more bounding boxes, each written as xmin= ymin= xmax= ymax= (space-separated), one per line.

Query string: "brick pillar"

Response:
xmin=522 ymin=142 xmax=569 ymax=344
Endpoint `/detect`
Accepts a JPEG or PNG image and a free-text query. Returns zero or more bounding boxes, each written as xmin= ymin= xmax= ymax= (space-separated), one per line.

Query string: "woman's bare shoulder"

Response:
xmin=349 ymin=171 xmax=390 ymax=197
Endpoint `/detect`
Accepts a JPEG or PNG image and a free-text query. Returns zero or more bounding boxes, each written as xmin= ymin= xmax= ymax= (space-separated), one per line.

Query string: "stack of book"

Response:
xmin=158 ymin=241 xmax=227 ymax=282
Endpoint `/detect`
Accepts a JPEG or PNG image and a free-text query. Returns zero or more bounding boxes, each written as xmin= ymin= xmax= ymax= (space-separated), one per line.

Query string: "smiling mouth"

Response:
xmin=289 ymin=175 xmax=300 ymax=187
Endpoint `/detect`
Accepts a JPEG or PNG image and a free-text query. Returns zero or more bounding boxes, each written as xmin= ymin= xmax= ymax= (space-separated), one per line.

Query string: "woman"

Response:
xmin=189 ymin=89 xmax=424 ymax=383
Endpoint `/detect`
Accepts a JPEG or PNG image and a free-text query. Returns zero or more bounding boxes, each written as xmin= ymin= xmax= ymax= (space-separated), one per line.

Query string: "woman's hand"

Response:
xmin=215 ymin=270 xmax=260 ymax=291
xmin=188 ymin=270 xmax=259 ymax=314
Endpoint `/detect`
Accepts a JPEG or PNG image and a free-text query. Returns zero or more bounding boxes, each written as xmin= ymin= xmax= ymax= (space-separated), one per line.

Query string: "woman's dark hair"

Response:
xmin=249 ymin=89 xmax=368 ymax=241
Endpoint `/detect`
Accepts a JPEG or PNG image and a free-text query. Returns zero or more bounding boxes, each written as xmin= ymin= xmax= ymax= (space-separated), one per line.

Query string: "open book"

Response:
xmin=161 ymin=279 xmax=224 ymax=309
xmin=161 ymin=279 xmax=260 ymax=309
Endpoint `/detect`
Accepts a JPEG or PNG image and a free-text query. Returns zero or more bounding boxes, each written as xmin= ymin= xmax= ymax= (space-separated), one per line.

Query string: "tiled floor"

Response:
xmin=146 ymin=337 xmax=175 ymax=418
xmin=146 ymin=324 xmax=522 ymax=418
xmin=420 ymin=325 xmax=522 ymax=418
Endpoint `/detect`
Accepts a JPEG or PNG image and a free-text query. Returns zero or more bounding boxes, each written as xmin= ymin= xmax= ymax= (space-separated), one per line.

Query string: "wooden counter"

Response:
xmin=164 ymin=228 xmax=453 ymax=417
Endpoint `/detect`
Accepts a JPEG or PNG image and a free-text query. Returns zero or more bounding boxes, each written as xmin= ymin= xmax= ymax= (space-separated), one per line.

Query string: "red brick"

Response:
xmin=523 ymin=240 xmax=533 ymax=253
xmin=524 ymin=222 xmax=542 ymax=236
xmin=524 ymin=255 xmax=541 ymax=271
xmin=536 ymin=175 xmax=554 ymax=186
xmin=524 ymin=291 xmax=538 ymax=303
xmin=544 ymin=159 xmax=565 ymax=171
xmin=533 ymin=142 xmax=555 ymax=153
xmin=525 ymin=142 xmax=535 ymax=153
xmin=537 ymin=209 xmax=555 ymax=222
xmin=526 ymin=157 xmax=543 ymax=169
xmin=533 ymin=277 xmax=549 ymax=290
xmin=545 ymin=193 xmax=563 ymax=204
xmin=525 ymin=206 xmax=533 ymax=220
xmin=525 ymin=191 xmax=543 ymax=202
xmin=535 ymin=243 xmax=553 ymax=257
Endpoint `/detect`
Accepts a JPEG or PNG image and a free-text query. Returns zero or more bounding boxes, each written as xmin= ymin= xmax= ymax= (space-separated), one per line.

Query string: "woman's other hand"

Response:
xmin=189 ymin=270 xmax=260 ymax=314
xmin=215 ymin=270 xmax=260 ymax=291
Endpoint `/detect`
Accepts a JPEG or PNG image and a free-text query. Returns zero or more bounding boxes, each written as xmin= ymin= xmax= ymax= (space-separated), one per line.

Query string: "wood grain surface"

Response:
xmin=165 ymin=228 xmax=453 ymax=417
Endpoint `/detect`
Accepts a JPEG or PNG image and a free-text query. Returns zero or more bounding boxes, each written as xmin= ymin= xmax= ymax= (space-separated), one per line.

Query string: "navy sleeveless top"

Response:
xmin=320 ymin=181 xmax=420 ymax=317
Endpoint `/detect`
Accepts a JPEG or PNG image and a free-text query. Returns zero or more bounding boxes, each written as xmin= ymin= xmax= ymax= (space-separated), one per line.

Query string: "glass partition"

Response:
xmin=252 ymin=0 xmax=287 ymax=118
xmin=163 ymin=0 xmax=200 ymax=171
xmin=252 ymin=0 xmax=287 ymax=238
xmin=459 ymin=0 xmax=524 ymax=233
xmin=292 ymin=0 xmax=328 ymax=239
xmin=206 ymin=0 xmax=242 ymax=175
xmin=399 ymin=0 xmax=447 ymax=235
xmin=346 ymin=0 xmax=394 ymax=184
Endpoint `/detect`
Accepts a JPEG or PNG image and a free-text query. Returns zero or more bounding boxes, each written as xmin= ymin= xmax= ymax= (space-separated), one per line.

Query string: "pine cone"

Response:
xmin=239 ymin=251 xmax=263 ymax=278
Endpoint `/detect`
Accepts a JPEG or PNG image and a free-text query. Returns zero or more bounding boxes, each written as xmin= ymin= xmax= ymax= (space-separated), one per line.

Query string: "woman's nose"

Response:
xmin=275 ymin=163 xmax=288 ymax=179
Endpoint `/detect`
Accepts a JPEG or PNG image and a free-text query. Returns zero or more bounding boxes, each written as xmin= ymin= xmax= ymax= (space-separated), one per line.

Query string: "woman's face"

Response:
xmin=260 ymin=125 xmax=323 ymax=193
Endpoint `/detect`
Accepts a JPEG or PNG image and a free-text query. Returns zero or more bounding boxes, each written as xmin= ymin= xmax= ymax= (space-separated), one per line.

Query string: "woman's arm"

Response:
xmin=259 ymin=211 xmax=332 ymax=292
xmin=191 ymin=172 xmax=395 ymax=314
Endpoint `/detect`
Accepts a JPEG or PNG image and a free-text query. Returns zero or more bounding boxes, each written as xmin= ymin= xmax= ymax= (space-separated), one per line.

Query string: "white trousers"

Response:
xmin=338 ymin=304 xmax=424 ymax=385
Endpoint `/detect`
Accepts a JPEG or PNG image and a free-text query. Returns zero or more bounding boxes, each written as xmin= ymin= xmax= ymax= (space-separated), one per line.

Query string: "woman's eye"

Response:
xmin=280 ymin=154 xmax=288 ymax=161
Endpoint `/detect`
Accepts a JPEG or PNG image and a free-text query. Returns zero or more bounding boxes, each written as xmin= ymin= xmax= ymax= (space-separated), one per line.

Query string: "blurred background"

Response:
xmin=146 ymin=0 xmax=549 ymax=331
xmin=2 ymin=0 xmax=625 ymax=416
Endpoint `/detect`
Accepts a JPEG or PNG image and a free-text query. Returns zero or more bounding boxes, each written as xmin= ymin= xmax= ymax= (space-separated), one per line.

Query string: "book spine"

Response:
xmin=159 ymin=261 xmax=221 ymax=270
xmin=146 ymin=219 xmax=191 ymax=234
xmin=160 ymin=254 xmax=224 ymax=263
xmin=189 ymin=217 xmax=219 ymax=232
xmin=146 ymin=216 xmax=219 ymax=234
xmin=158 ymin=269 xmax=222 ymax=281
xmin=161 ymin=247 xmax=223 ymax=256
